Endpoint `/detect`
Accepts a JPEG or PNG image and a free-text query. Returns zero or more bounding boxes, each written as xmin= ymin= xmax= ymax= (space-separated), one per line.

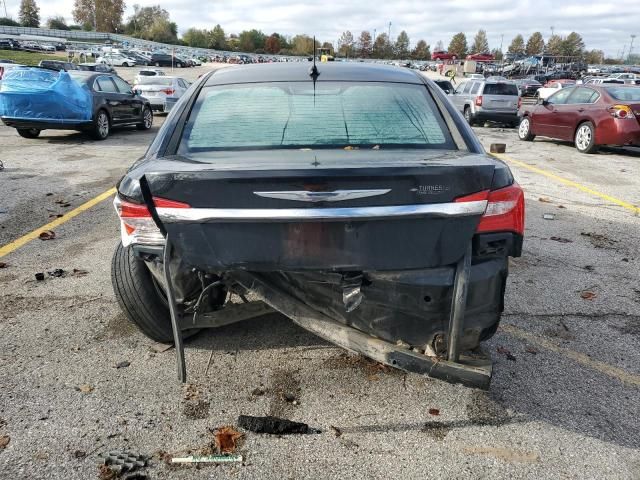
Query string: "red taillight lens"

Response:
xmin=475 ymin=95 xmax=483 ymax=106
xmin=456 ymin=184 xmax=525 ymax=236
xmin=162 ymin=88 xmax=175 ymax=95
xmin=518 ymin=97 xmax=522 ymax=109
xmin=114 ymin=196 xmax=190 ymax=246
xmin=609 ymin=104 xmax=633 ymax=119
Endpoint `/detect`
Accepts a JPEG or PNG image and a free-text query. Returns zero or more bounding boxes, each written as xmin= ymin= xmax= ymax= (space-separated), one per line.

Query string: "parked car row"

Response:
xmin=0 ymin=38 xmax=65 ymax=52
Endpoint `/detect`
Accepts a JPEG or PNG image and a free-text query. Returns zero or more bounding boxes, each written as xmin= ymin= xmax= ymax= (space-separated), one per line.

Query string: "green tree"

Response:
xmin=182 ymin=28 xmax=208 ymax=48
xmin=321 ymin=41 xmax=334 ymax=55
xmin=546 ymin=34 xmax=563 ymax=55
xmin=491 ymin=48 xmax=503 ymax=61
xmin=372 ymin=32 xmax=392 ymax=58
xmin=434 ymin=40 xmax=444 ymax=51
xmin=448 ymin=32 xmax=467 ymax=58
xmin=264 ymin=33 xmax=281 ymax=54
xmin=0 ymin=17 xmax=21 ymax=26
xmin=238 ymin=29 xmax=265 ymax=52
xmin=525 ymin=32 xmax=544 ymax=55
xmin=584 ymin=49 xmax=604 ymax=64
xmin=19 ymin=0 xmax=40 ymax=27
xmin=357 ymin=30 xmax=372 ymax=58
xmin=209 ymin=24 xmax=226 ymax=50
xmin=507 ymin=34 xmax=525 ymax=55
xmin=395 ymin=30 xmax=410 ymax=58
xmin=291 ymin=34 xmax=315 ymax=56
xmin=46 ymin=15 xmax=70 ymax=30
xmin=73 ymin=0 xmax=124 ymax=33
xmin=471 ymin=29 xmax=489 ymax=54
xmin=561 ymin=32 xmax=585 ymax=57
xmin=147 ymin=18 xmax=178 ymax=43
xmin=338 ymin=30 xmax=354 ymax=57
xmin=124 ymin=4 xmax=169 ymax=37
xmin=411 ymin=39 xmax=431 ymax=60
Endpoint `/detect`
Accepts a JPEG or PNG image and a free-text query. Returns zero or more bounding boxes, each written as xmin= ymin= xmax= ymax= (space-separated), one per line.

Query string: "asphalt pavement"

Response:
xmin=0 ymin=65 xmax=639 ymax=479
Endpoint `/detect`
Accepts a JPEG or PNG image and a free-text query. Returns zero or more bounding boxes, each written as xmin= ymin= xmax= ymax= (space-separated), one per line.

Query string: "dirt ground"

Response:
xmin=0 ymin=64 xmax=639 ymax=479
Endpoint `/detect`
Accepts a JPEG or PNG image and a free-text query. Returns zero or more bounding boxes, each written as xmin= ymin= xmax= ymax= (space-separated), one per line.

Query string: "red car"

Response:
xmin=518 ymin=84 xmax=640 ymax=153
xmin=432 ymin=50 xmax=456 ymax=61
xmin=466 ymin=53 xmax=495 ymax=62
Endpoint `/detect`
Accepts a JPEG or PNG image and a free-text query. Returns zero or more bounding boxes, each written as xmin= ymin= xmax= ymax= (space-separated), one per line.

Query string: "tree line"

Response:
xmin=0 ymin=0 xmax=630 ymax=64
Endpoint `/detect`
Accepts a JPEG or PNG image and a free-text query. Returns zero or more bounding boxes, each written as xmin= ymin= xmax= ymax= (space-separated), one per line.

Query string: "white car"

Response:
xmin=133 ymin=76 xmax=191 ymax=112
xmin=536 ymin=80 xmax=576 ymax=100
xmin=96 ymin=53 xmax=137 ymax=67
xmin=40 ymin=44 xmax=56 ymax=52
xmin=134 ymin=68 xmax=166 ymax=84
xmin=466 ymin=73 xmax=485 ymax=80
xmin=190 ymin=58 xmax=202 ymax=66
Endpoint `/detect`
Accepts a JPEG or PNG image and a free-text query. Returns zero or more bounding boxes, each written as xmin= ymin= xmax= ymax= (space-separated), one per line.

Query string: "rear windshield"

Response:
xmin=483 ymin=83 xmax=519 ymax=95
xmin=137 ymin=77 xmax=173 ymax=85
xmin=178 ymin=82 xmax=454 ymax=153
xmin=605 ymin=86 xmax=640 ymax=101
xmin=138 ymin=71 xmax=157 ymax=76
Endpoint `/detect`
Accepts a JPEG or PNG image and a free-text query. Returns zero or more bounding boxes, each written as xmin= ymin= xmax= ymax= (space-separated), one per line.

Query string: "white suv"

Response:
xmin=97 ymin=53 xmax=137 ymax=67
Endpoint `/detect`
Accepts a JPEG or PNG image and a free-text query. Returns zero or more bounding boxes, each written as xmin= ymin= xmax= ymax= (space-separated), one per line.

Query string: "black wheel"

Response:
xmin=122 ymin=62 xmax=129 ymax=67
xmin=518 ymin=117 xmax=535 ymax=141
xmin=464 ymin=107 xmax=475 ymax=126
xmin=176 ymin=63 xmax=183 ymax=68
xmin=111 ymin=242 xmax=175 ymax=343
xmin=90 ymin=109 xmax=110 ymax=140
xmin=17 ymin=128 xmax=40 ymax=138
xmin=136 ymin=106 xmax=153 ymax=130
xmin=575 ymin=121 xmax=598 ymax=154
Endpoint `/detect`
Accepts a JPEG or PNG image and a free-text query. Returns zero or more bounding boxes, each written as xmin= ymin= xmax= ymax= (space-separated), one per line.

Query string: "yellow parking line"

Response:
xmin=0 ymin=187 xmax=117 ymax=258
xmin=502 ymin=324 xmax=640 ymax=387
xmin=494 ymin=153 xmax=640 ymax=215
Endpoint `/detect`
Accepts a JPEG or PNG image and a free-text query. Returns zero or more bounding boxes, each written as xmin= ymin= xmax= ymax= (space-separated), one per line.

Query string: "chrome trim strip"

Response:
xmin=253 ymin=189 xmax=391 ymax=202
xmin=157 ymin=201 xmax=488 ymax=223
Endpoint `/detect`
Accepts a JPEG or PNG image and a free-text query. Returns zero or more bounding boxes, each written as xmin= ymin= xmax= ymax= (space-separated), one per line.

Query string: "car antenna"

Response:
xmin=309 ymin=36 xmax=319 ymax=105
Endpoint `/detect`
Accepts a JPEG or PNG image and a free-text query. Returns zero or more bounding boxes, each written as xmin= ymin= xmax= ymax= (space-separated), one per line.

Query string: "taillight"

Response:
xmin=518 ymin=97 xmax=522 ymax=109
xmin=162 ymin=88 xmax=175 ymax=95
xmin=114 ymin=195 xmax=190 ymax=246
xmin=475 ymin=95 xmax=483 ymax=106
xmin=456 ymin=183 xmax=525 ymax=236
xmin=609 ymin=104 xmax=634 ymax=119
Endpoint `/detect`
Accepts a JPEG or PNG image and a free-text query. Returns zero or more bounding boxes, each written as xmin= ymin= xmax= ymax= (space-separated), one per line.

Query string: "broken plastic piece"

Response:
xmin=171 ymin=454 xmax=243 ymax=464
xmin=237 ymin=415 xmax=318 ymax=434
xmin=341 ymin=273 xmax=364 ymax=312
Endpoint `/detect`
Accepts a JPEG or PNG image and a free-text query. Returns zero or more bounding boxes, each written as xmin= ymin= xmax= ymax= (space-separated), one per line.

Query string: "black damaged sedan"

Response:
xmin=111 ymin=63 xmax=525 ymax=389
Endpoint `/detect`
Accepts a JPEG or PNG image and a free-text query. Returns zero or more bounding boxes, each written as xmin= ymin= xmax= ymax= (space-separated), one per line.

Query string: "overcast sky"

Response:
xmin=5 ymin=0 xmax=639 ymax=56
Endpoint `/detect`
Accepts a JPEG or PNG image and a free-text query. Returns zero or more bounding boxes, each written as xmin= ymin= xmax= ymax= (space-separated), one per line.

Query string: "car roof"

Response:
xmin=204 ymin=62 xmax=424 ymax=86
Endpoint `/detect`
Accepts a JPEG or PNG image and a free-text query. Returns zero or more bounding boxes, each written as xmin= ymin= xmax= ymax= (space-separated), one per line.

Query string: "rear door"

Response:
xmin=94 ymin=75 xmax=124 ymax=121
xmin=112 ymin=75 xmax=141 ymax=120
xmin=480 ymin=83 xmax=519 ymax=113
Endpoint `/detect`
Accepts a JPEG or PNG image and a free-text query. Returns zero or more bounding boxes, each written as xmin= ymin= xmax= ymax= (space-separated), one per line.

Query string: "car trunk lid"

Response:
xmin=141 ymin=150 xmax=498 ymax=271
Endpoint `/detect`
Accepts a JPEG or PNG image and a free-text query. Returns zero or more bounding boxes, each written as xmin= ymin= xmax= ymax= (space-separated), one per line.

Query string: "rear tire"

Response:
xmin=17 ymin=128 xmax=40 ymax=138
xmin=518 ymin=117 xmax=535 ymax=141
xmin=111 ymin=242 xmax=174 ymax=343
xmin=90 ymin=109 xmax=110 ymax=140
xmin=136 ymin=106 xmax=153 ymax=130
xmin=575 ymin=121 xmax=598 ymax=154
xmin=464 ymin=107 xmax=475 ymax=126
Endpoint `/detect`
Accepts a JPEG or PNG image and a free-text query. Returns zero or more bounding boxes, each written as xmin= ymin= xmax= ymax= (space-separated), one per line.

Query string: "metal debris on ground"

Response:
xmin=47 ymin=269 xmax=66 ymax=278
xmin=100 ymin=451 xmax=148 ymax=476
xmin=35 ymin=272 xmax=45 ymax=281
xmin=237 ymin=415 xmax=319 ymax=435
xmin=115 ymin=361 xmax=130 ymax=369
xmin=171 ymin=454 xmax=243 ymax=464
xmin=213 ymin=426 xmax=243 ymax=454
xmin=542 ymin=213 xmax=556 ymax=220
xmin=38 ymin=230 xmax=56 ymax=240
xmin=330 ymin=425 xmax=342 ymax=437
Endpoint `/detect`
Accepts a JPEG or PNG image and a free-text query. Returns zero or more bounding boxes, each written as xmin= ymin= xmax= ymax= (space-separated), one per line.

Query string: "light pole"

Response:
xmin=1 ymin=0 xmax=7 ymax=18
xmin=550 ymin=26 xmax=555 ymax=38
xmin=388 ymin=22 xmax=392 ymax=40
xmin=629 ymin=34 xmax=636 ymax=64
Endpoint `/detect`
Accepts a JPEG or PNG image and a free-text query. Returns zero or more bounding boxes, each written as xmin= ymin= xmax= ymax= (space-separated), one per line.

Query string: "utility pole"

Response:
xmin=629 ymin=34 xmax=636 ymax=64
xmin=1 ymin=0 xmax=7 ymax=18
xmin=550 ymin=26 xmax=555 ymax=38
xmin=620 ymin=44 xmax=626 ymax=61
xmin=388 ymin=22 xmax=391 ymax=40
xmin=499 ymin=34 xmax=504 ymax=69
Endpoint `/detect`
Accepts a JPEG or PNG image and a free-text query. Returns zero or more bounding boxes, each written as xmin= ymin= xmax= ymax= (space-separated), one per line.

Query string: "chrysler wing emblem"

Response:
xmin=253 ymin=189 xmax=391 ymax=202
